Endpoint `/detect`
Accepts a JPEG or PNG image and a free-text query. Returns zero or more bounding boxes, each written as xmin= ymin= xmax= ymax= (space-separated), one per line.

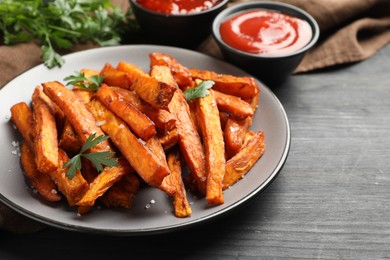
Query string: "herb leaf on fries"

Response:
xmin=64 ymin=72 xmax=104 ymax=90
xmin=184 ymin=80 xmax=215 ymax=101
xmin=63 ymin=133 xmax=117 ymax=179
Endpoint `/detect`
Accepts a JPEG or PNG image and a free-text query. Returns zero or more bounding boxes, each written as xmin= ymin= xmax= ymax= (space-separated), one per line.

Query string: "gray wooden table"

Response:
xmin=1 ymin=44 xmax=389 ymax=259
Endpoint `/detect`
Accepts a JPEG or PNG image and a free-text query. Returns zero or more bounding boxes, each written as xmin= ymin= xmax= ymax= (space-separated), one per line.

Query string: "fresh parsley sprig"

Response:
xmin=64 ymin=71 xmax=104 ymax=90
xmin=0 ymin=0 xmax=133 ymax=68
xmin=63 ymin=133 xmax=118 ymax=179
xmin=184 ymin=80 xmax=215 ymax=101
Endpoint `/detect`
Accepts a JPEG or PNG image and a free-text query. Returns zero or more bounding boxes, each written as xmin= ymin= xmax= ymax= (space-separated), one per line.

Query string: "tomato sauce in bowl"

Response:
xmin=136 ymin=0 xmax=222 ymax=15
xmin=219 ymin=9 xmax=313 ymax=55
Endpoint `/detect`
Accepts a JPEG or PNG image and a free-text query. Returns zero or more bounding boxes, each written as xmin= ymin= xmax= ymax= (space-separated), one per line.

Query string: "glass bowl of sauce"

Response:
xmin=212 ymin=1 xmax=319 ymax=85
xmin=129 ymin=0 xmax=229 ymax=48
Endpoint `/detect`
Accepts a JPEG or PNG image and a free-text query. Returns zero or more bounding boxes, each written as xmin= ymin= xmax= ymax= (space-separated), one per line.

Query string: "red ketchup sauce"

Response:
xmin=219 ymin=9 xmax=312 ymax=55
xmin=136 ymin=0 xmax=221 ymax=15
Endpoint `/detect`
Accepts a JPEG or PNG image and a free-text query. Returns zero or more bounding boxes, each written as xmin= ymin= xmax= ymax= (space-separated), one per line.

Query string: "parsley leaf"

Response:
xmin=0 ymin=0 xmax=133 ymax=68
xmin=64 ymin=71 xmax=104 ymax=90
xmin=63 ymin=133 xmax=118 ymax=179
xmin=184 ymin=80 xmax=215 ymax=101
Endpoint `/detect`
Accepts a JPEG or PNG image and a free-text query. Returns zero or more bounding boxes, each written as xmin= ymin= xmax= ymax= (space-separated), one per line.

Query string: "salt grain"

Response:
xmin=96 ymin=120 xmax=106 ymax=127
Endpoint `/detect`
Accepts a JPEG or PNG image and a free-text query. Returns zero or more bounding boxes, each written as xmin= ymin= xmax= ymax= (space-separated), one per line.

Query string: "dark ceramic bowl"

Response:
xmin=212 ymin=1 xmax=319 ymax=86
xmin=129 ymin=0 xmax=229 ymax=48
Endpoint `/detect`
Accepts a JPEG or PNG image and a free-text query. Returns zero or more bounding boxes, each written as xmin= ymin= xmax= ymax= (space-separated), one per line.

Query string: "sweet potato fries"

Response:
xmin=9 ymin=52 xmax=265 ymax=218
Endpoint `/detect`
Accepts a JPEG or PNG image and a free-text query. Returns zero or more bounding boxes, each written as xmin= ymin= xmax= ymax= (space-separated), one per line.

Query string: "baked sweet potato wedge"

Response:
xmin=166 ymin=149 xmax=192 ymax=217
xmin=86 ymin=99 xmax=170 ymax=187
xmin=168 ymin=90 xmax=207 ymax=195
xmin=76 ymin=158 xmax=131 ymax=207
xmin=42 ymin=81 xmax=112 ymax=153
xmin=53 ymin=149 xmax=89 ymax=206
xmin=149 ymin=52 xmax=194 ymax=89
xmin=96 ymin=84 xmax=157 ymax=141
xmin=214 ymin=90 xmax=254 ymax=119
xmin=10 ymin=102 xmax=35 ymax=148
xmin=100 ymin=171 xmax=140 ymax=209
xmin=100 ymin=63 xmax=132 ymax=89
xmin=116 ymin=61 xmax=177 ymax=109
xmin=223 ymin=131 xmax=265 ymax=189
xmin=111 ymin=86 xmax=176 ymax=134
xmin=31 ymin=87 xmax=59 ymax=174
xmin=195 ymin=90 xmax=226 ymax=204
xmin=190 ymin=68 xmax=260 ymax=99
xmin=20 ymin=143 xmax=61 ymax=202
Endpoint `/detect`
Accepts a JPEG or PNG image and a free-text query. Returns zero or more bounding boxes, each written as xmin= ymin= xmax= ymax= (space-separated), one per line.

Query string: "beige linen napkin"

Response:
xmin=0 ymin=0 xmax=389 ymax=234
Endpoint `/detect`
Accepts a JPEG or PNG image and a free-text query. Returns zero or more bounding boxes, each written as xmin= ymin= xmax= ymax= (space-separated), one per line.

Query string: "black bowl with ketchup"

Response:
xmin=212 ymin=1 xmax=319 ymax=86
xmin=129 ymin=0 xmax=229 ymax=48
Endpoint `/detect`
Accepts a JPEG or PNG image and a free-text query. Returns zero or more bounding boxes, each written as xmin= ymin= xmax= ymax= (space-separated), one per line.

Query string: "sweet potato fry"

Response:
xmin=116 ymin=61 xmax=177 ymax=109
xmin=100 ymin=171 xmax=140 ymax=209
xmin=190 ymin=68 xmax=260 ymax=99
xmin=10 ymin=102 xmax=35 ymax=148
xmin=20 ymin=143 xmax=61 ymax=202
xmin=111 ymin=86 xmax=176 ymax=133
xmin=150 ymin=65 xmax=179 ymax=88
xmin=158 ymin=128 xmax=179 ymax=151
xmin=224 ymin=91 xmax=260 ymax=158
xmin=223 ymin=131 xmax=265 ymax=189
xmin=149 ymin=52 xmax=194 ymax=89
xmin=58 ymin=89 xmax=94 ymax=153
xmin=58 ymin=120 xmax=82 ymax=154
xmin=86 ymin=99 xmax=170 ymax=187
xmin=42 ymin=81 xmax=112 ymax=153
xmin=165 ymin=149 xmax=192 ymax=217
xmin=195 ymin=90 xmax=226 ymax=204
xmin=76 ymin=158 xmax=131 ymax=207
xmin=100 ymin=63 xmax=132 ymax=88
xmin=213 ymin=90 xmax=254 ymax=119
xmin=31 ymin=87 xmax=59 ymax=174
xmin=168 ymin=90 xmax=207 ymax=195
xmin=224 ymin=117 xmax=250 ymax=159
xmin=96 ymin=84 xmax=157 ymax=141
xmin=53 ymin=149 xmax=89 ymax=206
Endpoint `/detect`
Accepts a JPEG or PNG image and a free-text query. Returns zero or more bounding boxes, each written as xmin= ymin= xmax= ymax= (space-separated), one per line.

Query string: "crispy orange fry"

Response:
xmin=195 ymin=90 xmax=226 ymax=204
xmin=101 ymin=172 xmax=140 ymax=209
xmin=116 ymin=61 xmax=177 ymax=109
xmin=100 ymin=63 xmax=132 ymax=88
xmin=76 ymin=158 xmax=130 ymax=207
xmin=149 ymin=52 xmax=194 ymax=89
xmin=86 ymin=99 xmax=170 ymax=187
xmin=168 ymin=90 xmax=207 ymax=195
xmin=213 ymin=90 xmax=254 ymax=119
xmin=53 ymin=149 xmax=89 ymax=206
xmin=165 ymin=149 xmax=192 ymax=217
xmin=58 ymin=120 xmax=82 ymax=154
xmin=223 ymin=131 xmax=265 ymax=189
xmin=32 ymin=87 xmax=59 ymax=174
xmin=150 ymin=65 xmax=179 ymax=88
xmin=42 ymin=81 xmax=112 ymax=153
xmin=10 ymin=102 xmax=35 ymax=148
xmin=58 ymin=89 xmax=93 ymax=153
xmin=96 ymin=84 xmax=157 ymax=141
xmin=158 ymin=128 xmax=179 ymax=151
xmin=111 ymin=86 xmax=176 ymax=134
xmin=20 ymin=143 xmax=61 ymax=202
xmin=224 ymin=117 xmax=250 ymax=159
xmin=190 ymin=68 xmax=260 ymax=99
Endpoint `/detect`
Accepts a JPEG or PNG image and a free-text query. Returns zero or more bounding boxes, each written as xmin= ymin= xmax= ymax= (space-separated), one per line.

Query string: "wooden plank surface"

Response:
xmin=1 ymin=44 xmax=389 ymax=259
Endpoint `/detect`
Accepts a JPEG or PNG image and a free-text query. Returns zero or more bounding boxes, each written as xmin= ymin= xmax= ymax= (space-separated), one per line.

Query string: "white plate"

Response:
xmin=0 ymin=45 xmax=290 ymax=235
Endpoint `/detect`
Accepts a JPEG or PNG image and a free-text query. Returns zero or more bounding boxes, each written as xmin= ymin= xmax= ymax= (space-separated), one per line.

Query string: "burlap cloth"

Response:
xmin=0 ymin=0 xmax=389 ymax=234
